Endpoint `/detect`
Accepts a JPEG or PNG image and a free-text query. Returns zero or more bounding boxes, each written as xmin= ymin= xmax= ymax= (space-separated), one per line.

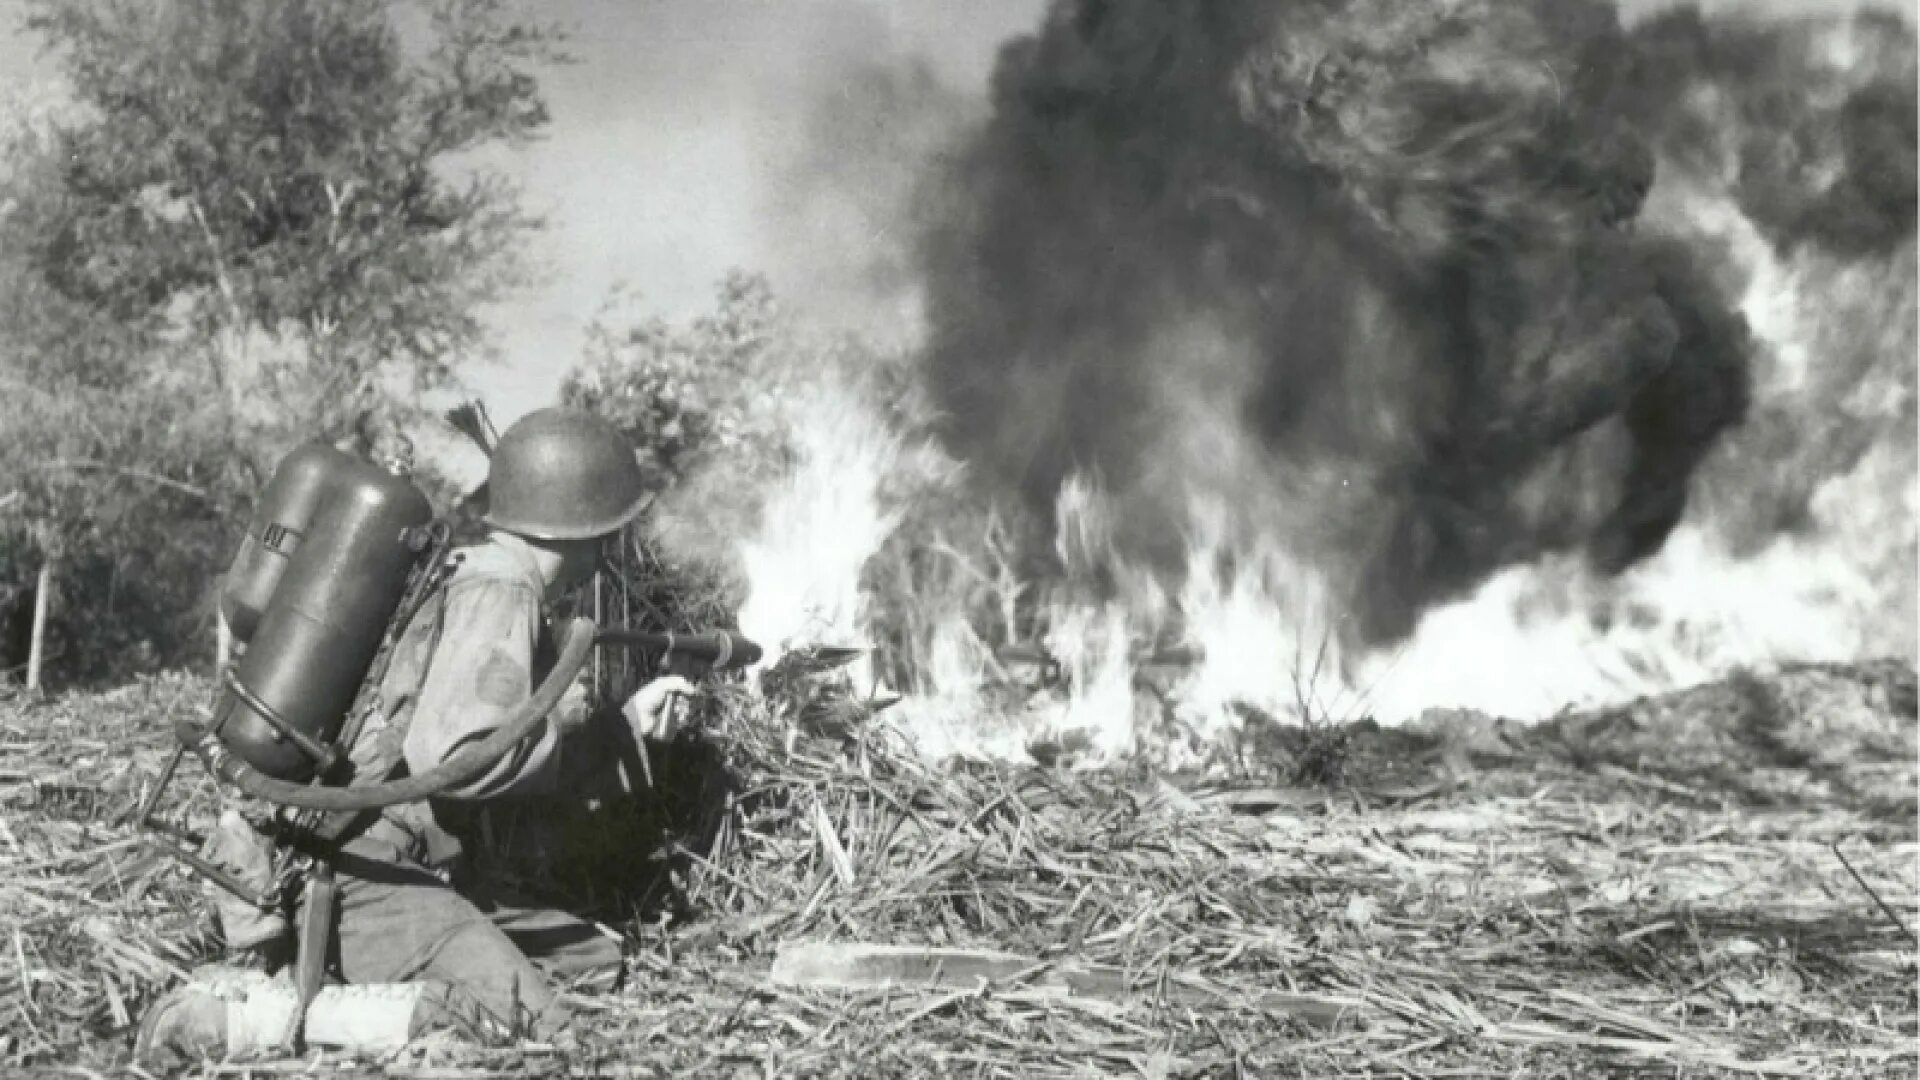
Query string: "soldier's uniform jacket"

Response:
xmin=336 ymin=532 xmax=595 ymax=873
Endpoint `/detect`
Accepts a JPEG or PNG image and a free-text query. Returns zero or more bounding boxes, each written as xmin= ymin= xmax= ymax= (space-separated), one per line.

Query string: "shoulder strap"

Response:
xmin=303 ymin=553 xmax=460 ymax=847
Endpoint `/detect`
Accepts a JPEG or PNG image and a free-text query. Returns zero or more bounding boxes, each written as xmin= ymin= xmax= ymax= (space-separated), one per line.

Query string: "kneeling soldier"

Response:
xmin=140 ymin=408 xmax=695 ymax=1060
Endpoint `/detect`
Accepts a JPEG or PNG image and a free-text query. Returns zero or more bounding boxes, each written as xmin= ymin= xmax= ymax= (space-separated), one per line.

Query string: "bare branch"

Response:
xmin=27 ymin=459 xmax=217 ymax=503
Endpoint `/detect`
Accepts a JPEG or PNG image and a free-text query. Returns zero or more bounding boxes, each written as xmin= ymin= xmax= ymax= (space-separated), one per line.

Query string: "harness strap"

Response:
xmin=302 ymin=554 xmax=457 ymax=847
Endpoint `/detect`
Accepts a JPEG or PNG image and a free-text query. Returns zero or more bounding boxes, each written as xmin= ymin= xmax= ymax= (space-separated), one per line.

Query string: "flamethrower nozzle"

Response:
xmin=594 ymin=628 xmax=763 ymax=672
xmin=777 ymin=645 xmax=866 ymax=676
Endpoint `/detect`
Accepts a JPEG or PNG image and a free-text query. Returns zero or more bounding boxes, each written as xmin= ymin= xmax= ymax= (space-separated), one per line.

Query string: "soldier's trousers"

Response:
xmin=319 ymin=852 xmax=623 ymax=1038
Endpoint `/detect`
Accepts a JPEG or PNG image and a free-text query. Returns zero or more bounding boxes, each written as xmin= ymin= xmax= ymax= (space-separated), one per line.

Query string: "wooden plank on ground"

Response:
xmin=768 ymin=941 xmax=1364 ymax=1029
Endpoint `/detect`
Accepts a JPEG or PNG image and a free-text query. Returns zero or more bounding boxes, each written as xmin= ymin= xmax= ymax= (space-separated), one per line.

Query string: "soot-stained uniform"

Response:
xmin=319 ymin=532 xmax=621 ymax=1035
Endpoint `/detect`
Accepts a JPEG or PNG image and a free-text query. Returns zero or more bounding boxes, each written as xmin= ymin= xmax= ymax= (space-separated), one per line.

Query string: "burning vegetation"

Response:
xmin=0 ymin=0 xmax=1914 ymax=1075
xmin=620 ymin=0 xmax=1917 ymax=767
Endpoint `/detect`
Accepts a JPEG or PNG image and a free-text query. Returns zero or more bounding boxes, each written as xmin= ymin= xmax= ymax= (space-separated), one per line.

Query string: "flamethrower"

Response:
xmin=591 ymin=628 xmax=762 ymax=791
xmin=136 ymin=412 xmax=857 ymax=1050
xmin=129 ymin=428 xmax=764 ymax=1052
xmin=595 ymin=627 xmax=762 ymax=677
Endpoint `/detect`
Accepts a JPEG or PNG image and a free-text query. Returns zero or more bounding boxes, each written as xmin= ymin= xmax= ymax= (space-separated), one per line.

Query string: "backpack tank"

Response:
xmin=220 ymin=443 xmax=351 ymax=642
xmin=210 ymin=445 xmax=432 ymax=780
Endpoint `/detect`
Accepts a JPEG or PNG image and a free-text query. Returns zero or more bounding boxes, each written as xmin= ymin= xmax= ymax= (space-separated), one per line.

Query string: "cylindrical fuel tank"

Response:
xmin=220 ymin=444 xmax=354 ymax=643
xmin=211 ymin=454 xmax=432 ymax=780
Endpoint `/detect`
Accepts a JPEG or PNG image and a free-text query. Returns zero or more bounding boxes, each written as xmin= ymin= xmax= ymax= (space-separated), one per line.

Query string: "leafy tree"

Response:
xmin=556 ymin=274 xmax=802 ymax=633
xmin=0 ymin=0 xmax=560 ymax=687
xmin=563 ymin=273 xmax=796 ymax=494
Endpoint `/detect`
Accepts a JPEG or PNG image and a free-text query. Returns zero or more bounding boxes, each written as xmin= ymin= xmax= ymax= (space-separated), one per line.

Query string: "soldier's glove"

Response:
xmin=620 ymin=675 xmax=699 ymax=742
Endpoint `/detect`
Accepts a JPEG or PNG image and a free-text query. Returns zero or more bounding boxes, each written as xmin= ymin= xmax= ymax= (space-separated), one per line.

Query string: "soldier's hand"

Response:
xmin=557 ymin=675 xmax=592 ymax=722
xmin=621 ymin=675 xmax=699 ymax=742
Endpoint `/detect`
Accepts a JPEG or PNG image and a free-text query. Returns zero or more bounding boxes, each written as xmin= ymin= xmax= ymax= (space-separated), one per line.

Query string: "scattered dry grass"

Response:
xmin=1 ymin=660 xmax=1914 ymax=1078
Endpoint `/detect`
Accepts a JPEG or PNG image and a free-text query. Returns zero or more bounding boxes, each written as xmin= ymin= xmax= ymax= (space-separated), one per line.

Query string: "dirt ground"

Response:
xmin=1 ymin=659 xmax=1914 ymax=1077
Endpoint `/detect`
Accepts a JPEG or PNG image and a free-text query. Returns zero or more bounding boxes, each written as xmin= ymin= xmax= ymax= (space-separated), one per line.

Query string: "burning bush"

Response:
xmin=558 ymin=1 xmax=1914 ymax=767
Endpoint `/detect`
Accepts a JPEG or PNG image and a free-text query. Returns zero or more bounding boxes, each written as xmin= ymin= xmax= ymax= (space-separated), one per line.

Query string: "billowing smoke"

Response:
xmin=915 ymin=0 xmax=1912 ymax=649
xmin=756 ymin=57 xmax=978 ymax=344
xmin=1618 ymin=7 xmax=1917 ymax=558
xmin=1624 ymin=6 xmax=1916 ymax=260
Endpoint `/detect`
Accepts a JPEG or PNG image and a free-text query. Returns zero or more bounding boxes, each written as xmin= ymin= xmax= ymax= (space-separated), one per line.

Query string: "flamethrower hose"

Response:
xmin=189 ymin=617 xmax=596 ymax=812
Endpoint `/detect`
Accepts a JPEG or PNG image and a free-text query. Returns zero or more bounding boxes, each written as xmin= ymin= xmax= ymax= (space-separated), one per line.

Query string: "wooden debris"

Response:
xmin=770 ymin=941 xmax=1363 ymax=1028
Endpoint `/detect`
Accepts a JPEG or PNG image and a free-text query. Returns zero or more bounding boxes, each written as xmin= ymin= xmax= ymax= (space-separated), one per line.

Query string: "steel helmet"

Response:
xmin=482 ymin=408 xmax=650 ymax=540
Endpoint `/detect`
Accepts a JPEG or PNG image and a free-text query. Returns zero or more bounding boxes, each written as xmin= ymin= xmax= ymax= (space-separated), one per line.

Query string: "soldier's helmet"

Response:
xmin=483 ymin=408 xmax=650 ymax=540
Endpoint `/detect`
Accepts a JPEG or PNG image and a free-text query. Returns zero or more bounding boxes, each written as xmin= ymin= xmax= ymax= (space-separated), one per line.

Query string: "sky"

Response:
xmin=0 ymin=0 xmax=1907 ymax=430
xmin=456 ymin=0 xmax=1049 ymax=422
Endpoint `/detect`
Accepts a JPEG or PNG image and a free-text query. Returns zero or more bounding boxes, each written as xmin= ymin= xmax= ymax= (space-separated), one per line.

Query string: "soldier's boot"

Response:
xmin=135 ymin=966 xmax=472 ymax=1065
xmin=134 ymin=964 xmax=271 ymax=1062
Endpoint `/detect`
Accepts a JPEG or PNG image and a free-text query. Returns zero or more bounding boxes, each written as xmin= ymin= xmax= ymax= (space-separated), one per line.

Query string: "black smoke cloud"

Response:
xmin=1621 ymin=6 xmax=1917 ymax=260
xmin=1623 ymin=6 xmax=1918 ymax=565
xmin=915 ymin=0 xmax=1905 ymax=646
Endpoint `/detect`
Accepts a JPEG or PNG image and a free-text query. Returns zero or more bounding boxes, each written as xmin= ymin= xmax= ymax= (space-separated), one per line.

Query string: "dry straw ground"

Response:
xmin=1 ymin=659 xmax=1914 ymax=1078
